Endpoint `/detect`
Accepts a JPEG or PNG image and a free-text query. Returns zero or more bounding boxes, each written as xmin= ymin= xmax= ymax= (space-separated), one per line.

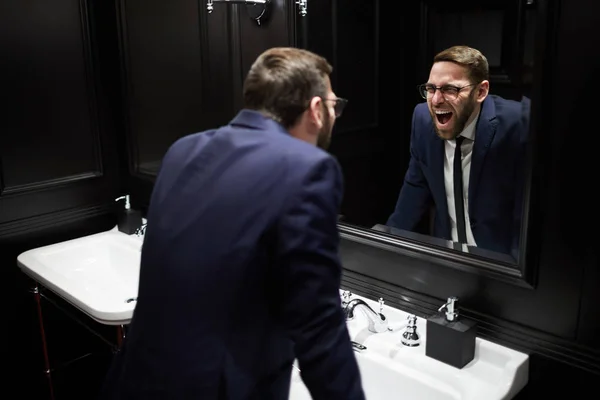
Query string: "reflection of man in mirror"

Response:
xmin=386 ymin=45 xmax=530 ymax=256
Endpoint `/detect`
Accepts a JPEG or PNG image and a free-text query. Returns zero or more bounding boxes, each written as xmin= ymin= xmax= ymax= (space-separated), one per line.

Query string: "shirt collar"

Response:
xmin=457 ymin=108 xmax=480 ymax=141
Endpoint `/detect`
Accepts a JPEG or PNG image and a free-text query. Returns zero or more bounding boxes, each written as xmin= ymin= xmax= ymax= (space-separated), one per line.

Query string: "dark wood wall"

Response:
xmin=0 ymin=0 xmax=123 ymax=229
xmin=0 ymin=0 xmax=124 ymax=396
xmin=2 ymin=0 xmax=599 ymax=398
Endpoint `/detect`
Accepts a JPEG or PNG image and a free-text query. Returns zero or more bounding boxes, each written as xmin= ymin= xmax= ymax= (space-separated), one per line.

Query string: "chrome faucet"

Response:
xmin=343 ymin=296 xmax=388 ymax=333
xmin=135 ymin=223 xmax=147 ymax=237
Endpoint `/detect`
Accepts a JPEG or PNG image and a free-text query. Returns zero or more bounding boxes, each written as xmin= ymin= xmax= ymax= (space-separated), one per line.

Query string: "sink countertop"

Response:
xmin=336 ymin=290 xmax=529 ymax=400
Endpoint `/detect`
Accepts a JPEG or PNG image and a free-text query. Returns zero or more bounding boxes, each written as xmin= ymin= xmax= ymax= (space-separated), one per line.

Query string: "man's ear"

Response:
xmin=308 ymin=96 xmax=324 ymax=129
xmin=477 ymin=80 xmax=490 ymax=103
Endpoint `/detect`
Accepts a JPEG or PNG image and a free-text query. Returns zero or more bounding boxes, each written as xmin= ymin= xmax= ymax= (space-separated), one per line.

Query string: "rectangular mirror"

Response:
xmin=298 ymin=0 xmax=549 ymax=286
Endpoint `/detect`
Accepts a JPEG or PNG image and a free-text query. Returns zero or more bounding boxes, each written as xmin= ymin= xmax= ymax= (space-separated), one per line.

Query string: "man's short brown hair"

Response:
xmin=243 ymin=47 xmax=333 ymax=129
xmin=433 ymin=45 xmax=489 ymax=84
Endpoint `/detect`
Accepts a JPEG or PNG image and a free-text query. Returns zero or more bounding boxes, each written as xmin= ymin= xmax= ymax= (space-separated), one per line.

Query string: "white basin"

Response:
xmin=290 ymin=350 xmax=462 ymax=400
xmin=289 ymin=292 xmax=529 ymax=400
xmin=16 ymin=227 xmax=144 ymax=325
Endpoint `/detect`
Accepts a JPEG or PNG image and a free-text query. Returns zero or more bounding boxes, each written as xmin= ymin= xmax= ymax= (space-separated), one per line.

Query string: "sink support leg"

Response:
xmin=33 ymin=284 xmax=55 ymax=400
xmin=116 ymin=325 xmax=126 ymax=349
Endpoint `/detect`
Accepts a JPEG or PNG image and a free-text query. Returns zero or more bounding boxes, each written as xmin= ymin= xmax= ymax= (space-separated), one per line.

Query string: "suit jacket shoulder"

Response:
xmin=154 ymin=113 xmax=344 ymax=222
xmin=489 ymin=94 xmax=531 ymax=142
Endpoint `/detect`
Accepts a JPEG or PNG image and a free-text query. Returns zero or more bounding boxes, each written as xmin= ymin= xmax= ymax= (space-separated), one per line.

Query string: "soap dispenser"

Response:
xmin=115 ymin=195 xmax=142 ymax=235
xmin=425 ymin=296 xmax=476 ymax=369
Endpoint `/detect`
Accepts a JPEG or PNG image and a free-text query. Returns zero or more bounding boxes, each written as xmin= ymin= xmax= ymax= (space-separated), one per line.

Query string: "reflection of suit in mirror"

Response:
xmin=387 ymin=94 xmax=530 ymax=255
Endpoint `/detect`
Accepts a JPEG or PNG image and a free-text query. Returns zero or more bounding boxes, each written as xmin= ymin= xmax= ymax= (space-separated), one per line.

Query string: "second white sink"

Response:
xmin=17 ymin=228 xmax=143 ymax=325
xmin=290 ymin=347 xmax=462 ymax=400
xmin=289 ymin=292 xmax=529 ymax=400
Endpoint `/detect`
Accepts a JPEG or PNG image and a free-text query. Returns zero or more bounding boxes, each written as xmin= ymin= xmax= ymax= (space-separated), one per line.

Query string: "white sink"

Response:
xmin=290 ymin=350 xmax=463 ymax=400
xmin=289 ymin=292 xmax=529 ymax=400
xmin=16 ymin=227 xmax=144 ymax=325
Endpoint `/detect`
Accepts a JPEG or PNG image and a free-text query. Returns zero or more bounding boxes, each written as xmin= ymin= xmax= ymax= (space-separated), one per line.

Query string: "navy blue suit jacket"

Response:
xmin=387 ymin=95 xmax=530 ymax=255
xmin=99 ymin=110 xmax=365 ymax=400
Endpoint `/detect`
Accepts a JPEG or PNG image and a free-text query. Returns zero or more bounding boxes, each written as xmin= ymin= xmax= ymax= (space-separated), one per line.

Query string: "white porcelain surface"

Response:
xmin=17 ymin=227 xmax=144 ymax=325
xmin=289 ymin=292 xmax=529 ymax=400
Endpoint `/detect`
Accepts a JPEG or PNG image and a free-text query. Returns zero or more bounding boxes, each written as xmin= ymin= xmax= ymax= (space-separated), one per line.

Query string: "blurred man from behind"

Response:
xmin=99 ymin=46 xmax=365 ymax=400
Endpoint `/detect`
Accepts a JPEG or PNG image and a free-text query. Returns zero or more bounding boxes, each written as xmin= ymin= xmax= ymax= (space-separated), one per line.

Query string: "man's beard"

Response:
xmin=317 ymin=109 xmax=333 ymax=150
xmin=432 ymin=92 xmax=477 ymax=140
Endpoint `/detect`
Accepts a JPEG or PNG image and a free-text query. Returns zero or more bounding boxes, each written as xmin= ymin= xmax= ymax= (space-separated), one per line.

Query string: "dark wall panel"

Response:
xmin=1 ymin=0 xmax=124 ymax=397
xmin=0 ymin=0 xmax=122 ymax=229
xmin=119 ymin=0 xmax=212 ymax=175
xmin=333 ymin=0 xmax=378 ymax=133
xmin=550 ymin=0 xmax=600 ymax=349
xmin=1 ymin=0 xmax=102 ymax=190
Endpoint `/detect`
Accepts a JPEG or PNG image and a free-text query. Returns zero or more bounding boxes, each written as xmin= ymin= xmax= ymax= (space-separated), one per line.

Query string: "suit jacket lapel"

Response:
xmin=469 ymin=97 xmax=498 ymax=214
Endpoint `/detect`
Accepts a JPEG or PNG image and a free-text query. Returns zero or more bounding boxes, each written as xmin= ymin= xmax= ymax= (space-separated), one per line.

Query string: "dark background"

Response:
xmin=1 ymin=0 xmax=598 ymax=398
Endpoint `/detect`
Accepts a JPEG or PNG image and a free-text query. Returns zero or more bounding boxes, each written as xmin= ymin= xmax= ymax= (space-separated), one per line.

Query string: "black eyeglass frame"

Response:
xmin=417 ymin=83 xmax=480 ymax=100
xmin=323 ymin=97 xmax=348 ymax=117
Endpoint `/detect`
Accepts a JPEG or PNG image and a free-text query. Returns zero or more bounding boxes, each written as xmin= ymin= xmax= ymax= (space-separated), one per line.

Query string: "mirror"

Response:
xmin=302 ymin=0 xmax=539 ymax=266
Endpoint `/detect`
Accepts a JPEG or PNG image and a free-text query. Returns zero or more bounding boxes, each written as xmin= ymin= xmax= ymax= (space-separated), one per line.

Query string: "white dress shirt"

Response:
xmin=444 ymin=112 xmax=479 ymax=246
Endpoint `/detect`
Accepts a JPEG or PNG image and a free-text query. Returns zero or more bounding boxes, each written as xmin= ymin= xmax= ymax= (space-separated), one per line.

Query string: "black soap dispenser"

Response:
xmin=425 ymin=296 xmax=477 ymax=369
xmin=115 ymin=195 xmax=142 ymax=235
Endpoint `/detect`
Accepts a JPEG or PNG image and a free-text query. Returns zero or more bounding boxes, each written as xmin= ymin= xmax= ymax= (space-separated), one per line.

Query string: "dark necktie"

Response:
xmin=454 ymin=136 xmax=467 ymax=244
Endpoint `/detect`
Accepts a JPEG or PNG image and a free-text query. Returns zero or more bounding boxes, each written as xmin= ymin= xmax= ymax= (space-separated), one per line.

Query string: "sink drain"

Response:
xmin=125 ymin=297 xmax=137 ymax=303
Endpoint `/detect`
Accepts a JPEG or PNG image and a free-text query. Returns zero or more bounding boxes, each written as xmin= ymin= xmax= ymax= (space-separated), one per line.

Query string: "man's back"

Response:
xmin=99 ymin=110 xmax=364 ymax=399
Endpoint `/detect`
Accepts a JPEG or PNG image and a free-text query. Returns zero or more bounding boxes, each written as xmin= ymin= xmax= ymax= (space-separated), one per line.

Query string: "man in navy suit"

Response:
xmin=387 ymin=45 xmax=529 ymax=256
xmin=99 ymin=47 xmax=365 ymax=399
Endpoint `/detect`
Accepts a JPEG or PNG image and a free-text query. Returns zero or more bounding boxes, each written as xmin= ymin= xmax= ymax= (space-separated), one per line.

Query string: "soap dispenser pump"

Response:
xmin=115 ymin=195 xmax=142 ymax=235
xmin=425 ymin=296 xmax=477 ymax=369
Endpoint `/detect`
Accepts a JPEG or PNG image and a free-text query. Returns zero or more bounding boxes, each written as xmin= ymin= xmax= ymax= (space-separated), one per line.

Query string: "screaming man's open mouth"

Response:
xmin=435 ymin=110 xmax=452 ymax=125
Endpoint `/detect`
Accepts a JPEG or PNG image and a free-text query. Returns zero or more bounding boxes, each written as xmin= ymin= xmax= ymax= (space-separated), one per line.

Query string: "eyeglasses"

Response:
xmin=323 ymin=97 xmax=348 ymax=117
xmin=417 ymin=83 xmax=479 ymax=100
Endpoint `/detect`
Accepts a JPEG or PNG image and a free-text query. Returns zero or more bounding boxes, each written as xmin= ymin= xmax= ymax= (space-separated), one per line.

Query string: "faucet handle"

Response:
xmin=135 ymin=222 xmax=147 ymax=237
xmin=341 ymin=290 xmax=352 ymax=306
xmin=378 ymin=297 xmax=384 ymax=314
xmin=401 ymin=314 xmax=420 ymax=347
